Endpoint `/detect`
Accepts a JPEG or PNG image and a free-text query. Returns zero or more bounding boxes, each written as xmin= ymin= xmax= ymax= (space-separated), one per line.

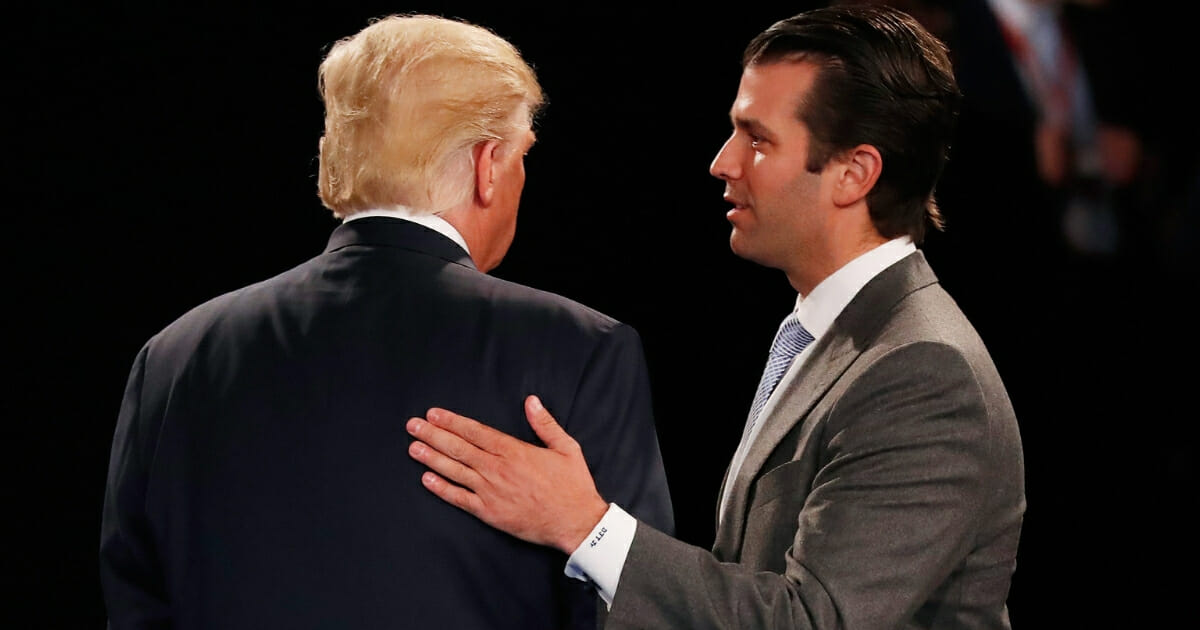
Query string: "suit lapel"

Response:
xmin=712 ymin=251 xmax=938 ymax=560
xmin=712 ymin=331 xmax=857 ymax=559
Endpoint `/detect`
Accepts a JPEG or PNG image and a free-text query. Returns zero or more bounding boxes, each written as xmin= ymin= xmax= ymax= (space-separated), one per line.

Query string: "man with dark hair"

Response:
xmin=408 ymin=5 xmax=1025 ymax=628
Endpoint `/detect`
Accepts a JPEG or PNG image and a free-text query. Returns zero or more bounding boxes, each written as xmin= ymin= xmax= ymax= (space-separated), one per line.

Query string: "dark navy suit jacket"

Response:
xmin=100 ymin=217 xmax=674 ymax=629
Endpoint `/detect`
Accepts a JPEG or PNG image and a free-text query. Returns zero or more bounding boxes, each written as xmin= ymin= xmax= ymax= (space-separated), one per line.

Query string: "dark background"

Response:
xmin=10 ymin=1 xmax=1196 ymax=627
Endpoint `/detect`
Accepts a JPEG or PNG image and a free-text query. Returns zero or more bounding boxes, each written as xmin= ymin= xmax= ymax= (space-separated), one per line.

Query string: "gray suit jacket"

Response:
xmin=605 ymin=251 xmax=1024 ymax=629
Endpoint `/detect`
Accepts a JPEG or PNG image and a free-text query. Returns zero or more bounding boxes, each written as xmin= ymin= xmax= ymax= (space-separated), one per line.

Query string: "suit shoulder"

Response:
xmin=141 ymin=264 xmax=304 ymax=353
xmin=473 ymin=273 xmax=632 ymax=336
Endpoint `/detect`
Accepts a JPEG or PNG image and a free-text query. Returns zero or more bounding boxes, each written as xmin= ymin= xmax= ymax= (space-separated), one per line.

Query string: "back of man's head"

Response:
xmin=317 ymin=14 xmax=544 ymax=218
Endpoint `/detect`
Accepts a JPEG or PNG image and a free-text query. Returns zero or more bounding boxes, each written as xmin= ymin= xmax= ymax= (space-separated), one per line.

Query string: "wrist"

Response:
xmin=561 ymin=496 xmax=610 ymax=554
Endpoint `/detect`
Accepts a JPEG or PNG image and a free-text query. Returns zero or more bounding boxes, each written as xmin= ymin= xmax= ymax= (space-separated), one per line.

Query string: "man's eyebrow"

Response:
xmin=733 ymin=116 xmax=775 ymax=142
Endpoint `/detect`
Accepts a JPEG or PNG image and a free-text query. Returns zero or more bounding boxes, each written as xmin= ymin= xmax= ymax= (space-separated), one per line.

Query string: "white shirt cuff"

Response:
xmin=563 ymin=503 xmax=636 ymax=608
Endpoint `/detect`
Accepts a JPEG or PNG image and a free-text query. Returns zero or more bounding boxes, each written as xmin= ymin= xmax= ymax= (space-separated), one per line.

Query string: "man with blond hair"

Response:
xmin=100 ymin=14 xmax=672 ymax=629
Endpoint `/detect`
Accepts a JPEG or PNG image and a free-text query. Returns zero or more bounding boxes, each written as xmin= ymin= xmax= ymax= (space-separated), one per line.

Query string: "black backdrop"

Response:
xmin=10 ymin=2 xmax=1195 ymax=627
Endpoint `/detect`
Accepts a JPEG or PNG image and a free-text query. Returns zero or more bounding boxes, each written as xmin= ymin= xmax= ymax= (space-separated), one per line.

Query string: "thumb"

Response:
xmin=525 ymin=395 xmax=574 ymax=452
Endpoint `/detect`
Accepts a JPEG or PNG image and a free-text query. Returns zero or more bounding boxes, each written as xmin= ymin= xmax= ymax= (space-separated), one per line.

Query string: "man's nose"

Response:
xmin=709 ymin=137 xmax=740 ymax=181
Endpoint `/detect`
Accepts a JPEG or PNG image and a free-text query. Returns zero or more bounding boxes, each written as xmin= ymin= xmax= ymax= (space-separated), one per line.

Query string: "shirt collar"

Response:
xmin=343 ymin=207 xmax=471 ymax=256
xmin=794 ymin=237 xmax=916 ymax=339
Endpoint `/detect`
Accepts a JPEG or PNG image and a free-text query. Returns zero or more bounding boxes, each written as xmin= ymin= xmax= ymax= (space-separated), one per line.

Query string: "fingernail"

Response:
xmin=409 ymin=442 xmax=425 ymax=457
xmin=407 ymin=418 xmax=422 ymax=434
xmin=529 ymin=396 xmax=543 ymax=412
xmin=427 ymin=409 xmax=440 ymax=423
xmin=422 ymin=472 xmax=436 ymax=487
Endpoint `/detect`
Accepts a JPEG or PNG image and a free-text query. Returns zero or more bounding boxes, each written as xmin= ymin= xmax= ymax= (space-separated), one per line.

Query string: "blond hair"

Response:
xmin=317 ymin=14 xmax=544 ymax=217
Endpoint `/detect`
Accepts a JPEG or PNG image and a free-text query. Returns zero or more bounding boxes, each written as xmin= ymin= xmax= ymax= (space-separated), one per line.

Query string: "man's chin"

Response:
xmin=729 ymin=233 xmax=783 ymax=271
xmin=728 ymin=231 xmax=756 ymax=263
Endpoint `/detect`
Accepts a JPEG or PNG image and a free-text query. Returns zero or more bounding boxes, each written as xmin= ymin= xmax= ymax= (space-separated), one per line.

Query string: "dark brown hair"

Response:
xmin=744 ymin=4 xmax=961 ymax=243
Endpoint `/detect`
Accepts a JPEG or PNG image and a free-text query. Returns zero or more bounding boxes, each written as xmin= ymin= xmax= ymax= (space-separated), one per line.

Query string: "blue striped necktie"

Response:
xmin=745 ymin=312 xmax=814 ymax=435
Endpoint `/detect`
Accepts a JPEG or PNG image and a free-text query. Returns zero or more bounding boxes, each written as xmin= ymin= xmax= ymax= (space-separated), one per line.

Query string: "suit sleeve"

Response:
xmin=99 ymin=344 xmax=171 ymax=629
xmin=565 ymin=322 xmax=674 ymax=536
xmin=604 ymin=342 xmax=993 ymax=629
xmin=554 ymin=322 xmax=674 ymax=628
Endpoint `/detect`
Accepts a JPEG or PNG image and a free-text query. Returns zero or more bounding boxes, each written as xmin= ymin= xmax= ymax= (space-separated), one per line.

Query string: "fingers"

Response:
xmin=524 ymin=395 xmax=577 ymax=453
xmin=418 ymin=471 xmax=486 ymax=518
xmin=424 ymin=408 xmax=512 ymax=455
xmin=407 ymin=418 xmax=489 ymax=489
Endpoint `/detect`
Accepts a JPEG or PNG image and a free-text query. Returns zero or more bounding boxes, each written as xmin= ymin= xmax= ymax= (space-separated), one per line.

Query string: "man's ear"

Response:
xmin=473 ymin=139 xmax=502 ymax=206
xmin=831 ymin=144 xmax=882 ymax=207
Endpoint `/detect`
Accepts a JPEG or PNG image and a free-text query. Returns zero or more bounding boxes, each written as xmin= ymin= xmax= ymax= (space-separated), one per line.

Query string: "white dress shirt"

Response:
xmin=566 ymin=237 xmax=917 ymax=607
